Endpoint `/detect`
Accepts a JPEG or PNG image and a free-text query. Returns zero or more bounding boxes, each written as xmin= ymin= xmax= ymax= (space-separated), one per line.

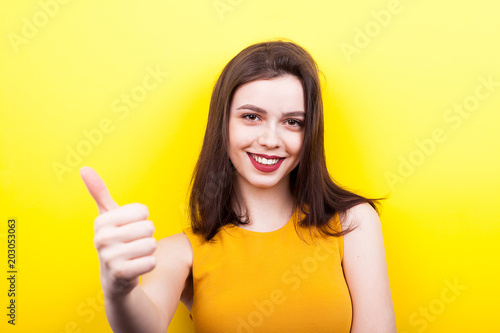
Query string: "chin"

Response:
xmin=246 ymin=175 xmax=286 ymax=189
xmin=252 ymin=182 xmax=278 ymax=189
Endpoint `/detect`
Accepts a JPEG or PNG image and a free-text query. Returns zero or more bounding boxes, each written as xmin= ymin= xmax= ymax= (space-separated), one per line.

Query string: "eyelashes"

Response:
xmin=285 ymin=119 xmax=303 ymax=127
xmin=242 ymin=114 xmax=258 ymax=121
xmin=241 ymin=114 xmax=303 ymax=127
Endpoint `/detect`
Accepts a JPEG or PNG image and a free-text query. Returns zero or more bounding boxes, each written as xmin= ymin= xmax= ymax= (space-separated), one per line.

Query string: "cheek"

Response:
xmin=228 ymin=124 xmax=250 ymax=154
xmin=286 ymin=133 xmax=304 ymax=157
xmin=229 ymin=123 xmax=255 ymax=147
xmin=228 ymin=121 xmax=239 ymax=147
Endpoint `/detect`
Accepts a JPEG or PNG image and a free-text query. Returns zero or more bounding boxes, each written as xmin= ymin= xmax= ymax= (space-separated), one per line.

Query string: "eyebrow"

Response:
xmin=236 ymin=104 xmax=305 ymax=117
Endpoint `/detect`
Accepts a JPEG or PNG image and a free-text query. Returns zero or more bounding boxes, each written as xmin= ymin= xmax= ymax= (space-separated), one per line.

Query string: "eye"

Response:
xmin=242 ymin=114 xmax=259 ymax=121
xmin=285 ymin=119 xmax=303 ymax=127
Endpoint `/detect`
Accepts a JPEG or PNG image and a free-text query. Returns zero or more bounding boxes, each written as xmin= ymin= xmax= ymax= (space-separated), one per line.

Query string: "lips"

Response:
xmin=247 ymin=152 xmax=285 ymax=172
xmin=250 ymin=153 xmax=283 ymax=159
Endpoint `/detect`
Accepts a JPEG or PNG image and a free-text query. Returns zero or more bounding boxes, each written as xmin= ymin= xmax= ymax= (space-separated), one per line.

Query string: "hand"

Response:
xmin=80 ymin=166 xmax=157 ymax=299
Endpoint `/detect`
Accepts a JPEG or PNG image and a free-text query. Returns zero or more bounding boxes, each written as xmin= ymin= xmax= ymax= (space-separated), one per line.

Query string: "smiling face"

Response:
xmin=228 ymin=74 xmax=305 ymax=191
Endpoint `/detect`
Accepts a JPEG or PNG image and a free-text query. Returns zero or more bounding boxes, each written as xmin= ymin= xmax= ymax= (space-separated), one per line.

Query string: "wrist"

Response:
xmin=102 ymin=276 xmax=139 ymax=301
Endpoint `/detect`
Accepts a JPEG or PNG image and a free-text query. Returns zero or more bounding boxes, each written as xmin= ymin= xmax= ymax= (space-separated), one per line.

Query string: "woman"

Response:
xmin=81 ymin=39 xmax=396 ymax=332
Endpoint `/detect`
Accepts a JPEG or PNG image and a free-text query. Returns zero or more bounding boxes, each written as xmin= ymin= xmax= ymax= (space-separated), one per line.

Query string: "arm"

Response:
xmin=80 ymin=167 xmax=191 ymax=332
xmin=342 ymin=203 xmax=396 ymax=333
xmin=140 ymin=232 xmax=193 ymax=327
xmin=103 ymin=233 xmax=192 ymax=333
xmin=103 ymin=284 xmax=166 ymax=333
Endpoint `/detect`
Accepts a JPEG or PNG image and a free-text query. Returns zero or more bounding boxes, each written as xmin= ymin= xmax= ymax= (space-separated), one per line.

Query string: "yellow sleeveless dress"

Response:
xmin=182 ymin=208 xmax=352 ymax=332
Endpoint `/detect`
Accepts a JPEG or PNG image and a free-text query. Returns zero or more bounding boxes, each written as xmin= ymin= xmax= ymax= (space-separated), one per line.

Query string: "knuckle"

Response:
xmin=144 ymin=220 xmax=155 ymax=235
xmin=93 ymin=216 xmax=102 ymax=232
xmin=93 ymin=235 xmax=102 ymax=249
xmin=139 ymin=238 xmax=156 ymax=254
xmin=135 ymin=203 xmax=149 ymax=219
xmin=94 ymin=214 xmax=109 ymax=231
xmin=142 ymin=256 xmax=156 ymax=273
xmin=146 ymin=238 xmax=157 ymax=252
xmin=110 ymin=264 xmax=127 ymax=280
xmin=149 ymin=256 xmax=157 ymax=268
xmin=99 ymin=251 xmax=113 ymax=268
xmin=93 ymin=228 xmax=116 ymax=248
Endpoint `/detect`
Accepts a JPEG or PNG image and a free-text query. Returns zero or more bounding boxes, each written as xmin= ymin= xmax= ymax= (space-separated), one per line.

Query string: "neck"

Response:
xmin=232 ymin=174 xmax=295 ymax=231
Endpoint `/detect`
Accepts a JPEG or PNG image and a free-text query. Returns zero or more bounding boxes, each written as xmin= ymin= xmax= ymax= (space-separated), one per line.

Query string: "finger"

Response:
xmin=118 ymin=220 xmax=155 ymax=243
xmin=94 ymin=203 xmax=149 ymax=231
xmin=80 ymin=166 xmax=119 ymax=214
xmin=108 ymin=256 xmax=157 ymax=281
xmin=122 ymin=237 xmax=157 ymax=260
xmin=100 ymin=237 xmax=157 ymax=263
xmin=94 ymin=220 xmax=155 ymax=248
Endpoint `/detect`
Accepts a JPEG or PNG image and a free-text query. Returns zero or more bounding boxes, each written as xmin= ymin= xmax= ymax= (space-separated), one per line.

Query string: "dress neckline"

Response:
xmin=224 ymin=208 xmax=299 ymax=236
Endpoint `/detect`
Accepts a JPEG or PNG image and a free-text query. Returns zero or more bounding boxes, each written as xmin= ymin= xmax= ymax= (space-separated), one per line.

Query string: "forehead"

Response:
xmin=230 ymin=75 xmax=305 ymax=112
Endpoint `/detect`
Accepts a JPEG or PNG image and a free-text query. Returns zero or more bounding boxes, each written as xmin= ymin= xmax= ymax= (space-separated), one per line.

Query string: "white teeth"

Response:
xmin=251 ymin=154 xmax=280 ymax=166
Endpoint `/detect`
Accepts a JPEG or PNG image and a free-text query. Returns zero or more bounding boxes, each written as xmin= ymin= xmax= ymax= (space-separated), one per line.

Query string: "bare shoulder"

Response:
xmin=342 ymin=202 xmax=385 ymax=264
xmin=156 ymin=231 xmax=193 ymax=268
xmin=140 ymin=231 xmax=194 ymax=320
xmin=341 ymin=202 xmax=397 ymax=332
xmin=342 ymin=202 xmax=381 ymax=233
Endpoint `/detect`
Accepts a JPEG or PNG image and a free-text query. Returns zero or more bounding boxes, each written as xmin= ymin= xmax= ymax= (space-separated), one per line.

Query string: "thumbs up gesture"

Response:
xmin=80 ymin=167 xmax=157 ymax=299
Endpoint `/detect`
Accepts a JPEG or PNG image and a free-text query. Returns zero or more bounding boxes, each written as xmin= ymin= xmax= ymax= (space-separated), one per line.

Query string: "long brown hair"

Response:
xmin=188 ymin=38 xmax=387 ymax=243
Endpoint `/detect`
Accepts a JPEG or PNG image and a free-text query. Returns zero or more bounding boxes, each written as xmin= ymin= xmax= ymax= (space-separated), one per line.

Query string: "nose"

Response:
xmin=257 ymin=125 xmax=281 ymax=149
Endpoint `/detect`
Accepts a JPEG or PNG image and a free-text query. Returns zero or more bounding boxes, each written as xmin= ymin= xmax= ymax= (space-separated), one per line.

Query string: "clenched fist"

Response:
xmin=80 ymin=166 xmax=157 ymax=299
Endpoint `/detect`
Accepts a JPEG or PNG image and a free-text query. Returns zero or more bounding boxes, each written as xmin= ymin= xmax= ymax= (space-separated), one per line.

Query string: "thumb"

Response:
xmin=80 ymin=166 xmax=119 ymax=215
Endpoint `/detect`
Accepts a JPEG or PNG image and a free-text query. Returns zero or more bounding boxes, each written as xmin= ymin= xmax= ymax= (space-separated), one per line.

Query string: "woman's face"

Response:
xmin=228 ymin=74 xmax=305 ymax=190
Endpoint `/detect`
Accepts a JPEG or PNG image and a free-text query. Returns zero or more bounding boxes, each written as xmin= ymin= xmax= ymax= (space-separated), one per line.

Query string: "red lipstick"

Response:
xmin=251 ymin=153 xmax=283 ymax=159
xmin=247 ymin=153 xmax=284 ymax=173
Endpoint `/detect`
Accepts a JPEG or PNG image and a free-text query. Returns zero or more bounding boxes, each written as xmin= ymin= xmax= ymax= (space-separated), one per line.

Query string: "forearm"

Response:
xmin=104 ymin=285 xmax=167 ymax=333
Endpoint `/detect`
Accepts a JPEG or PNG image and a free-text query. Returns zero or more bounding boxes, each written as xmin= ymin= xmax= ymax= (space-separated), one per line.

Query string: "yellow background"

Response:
xmin=1 ymin=0 xmax=499 ymax=332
